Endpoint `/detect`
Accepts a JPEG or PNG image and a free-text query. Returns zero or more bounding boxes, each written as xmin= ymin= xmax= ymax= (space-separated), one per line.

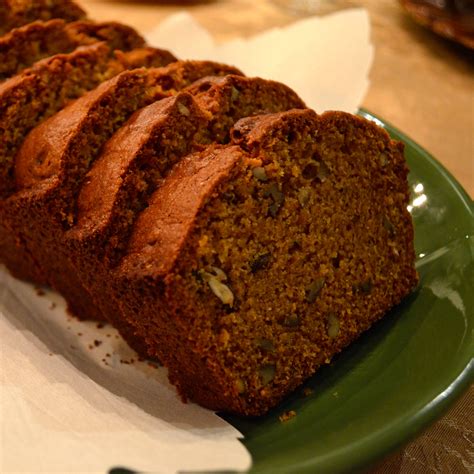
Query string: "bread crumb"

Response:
xmin=279 ymin=410 xmax=296 ymax=422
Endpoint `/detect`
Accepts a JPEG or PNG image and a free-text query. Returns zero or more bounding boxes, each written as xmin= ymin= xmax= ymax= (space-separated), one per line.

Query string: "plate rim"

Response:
xmin=238 ymin=109 xmax=474 ymax=474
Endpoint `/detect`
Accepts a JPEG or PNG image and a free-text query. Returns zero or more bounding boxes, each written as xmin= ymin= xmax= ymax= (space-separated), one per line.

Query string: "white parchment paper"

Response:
xmin=147 ymin=9 xmax=373 ymax=113
xmin=0 ymin=269 xmax=250 ymax=474
xmin=0 ymin=9 xmax=373 ymax=474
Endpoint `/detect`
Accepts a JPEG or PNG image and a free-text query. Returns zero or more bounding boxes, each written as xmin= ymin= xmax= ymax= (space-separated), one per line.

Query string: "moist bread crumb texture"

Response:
xmin=0 ymin=0 xmax=418 ymax=416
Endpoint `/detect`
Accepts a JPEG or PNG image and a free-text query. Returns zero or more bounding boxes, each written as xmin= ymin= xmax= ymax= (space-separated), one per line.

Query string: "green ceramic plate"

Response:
xmin=112 ymin=111 xmax=473 ymax=474
xmin=220 ymin=110 xmax=474 ymax=474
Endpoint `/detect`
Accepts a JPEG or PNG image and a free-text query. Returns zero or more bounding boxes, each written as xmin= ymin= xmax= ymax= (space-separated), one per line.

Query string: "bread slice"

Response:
xmin=0 ymin=0 xmax=86 ymax=34
xmin=111 ymin=109 xmax=418 ymax=415
xmin=0 ymin=19 xmax=145 ymax=81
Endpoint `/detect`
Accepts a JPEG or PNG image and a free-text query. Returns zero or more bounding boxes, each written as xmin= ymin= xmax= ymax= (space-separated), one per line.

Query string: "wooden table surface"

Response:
xmin=81 ymin=1 xmax=473 ymax=472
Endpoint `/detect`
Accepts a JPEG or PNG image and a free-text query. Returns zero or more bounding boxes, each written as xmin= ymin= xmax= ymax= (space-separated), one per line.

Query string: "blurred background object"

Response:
xmin=400 ymin=0 xmax=474 ymax=49
xmin=271 ymin=0 xmax=357 ymax=14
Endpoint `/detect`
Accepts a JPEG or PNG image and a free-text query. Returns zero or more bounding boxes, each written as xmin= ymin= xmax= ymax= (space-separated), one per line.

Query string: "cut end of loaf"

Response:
xmin=119 ymin=109 xmax=418 ymax=416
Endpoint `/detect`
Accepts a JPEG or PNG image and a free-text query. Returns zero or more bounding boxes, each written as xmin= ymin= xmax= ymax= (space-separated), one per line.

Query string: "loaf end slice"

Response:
xmin=116 ymin=109 xmax=418 ymax=415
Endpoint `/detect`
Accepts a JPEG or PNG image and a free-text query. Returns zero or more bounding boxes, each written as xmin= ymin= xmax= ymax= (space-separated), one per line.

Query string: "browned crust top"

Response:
xmin=0 ymin=19 xmax=144 ymax=51
xmin=64 ymin=20 xmax=144 ymax=50
xmin=118 ymin=145 xmax=244 ymax=279
xmin=111 ymin=46 xmax=177 ymax=70
xmin=0 ymin=18 xmax=65 ymax=48
xmin=231 ymin=108 xmax=396 ymax=153
xmin=147 ymin=60 xmax=243 ymax=91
